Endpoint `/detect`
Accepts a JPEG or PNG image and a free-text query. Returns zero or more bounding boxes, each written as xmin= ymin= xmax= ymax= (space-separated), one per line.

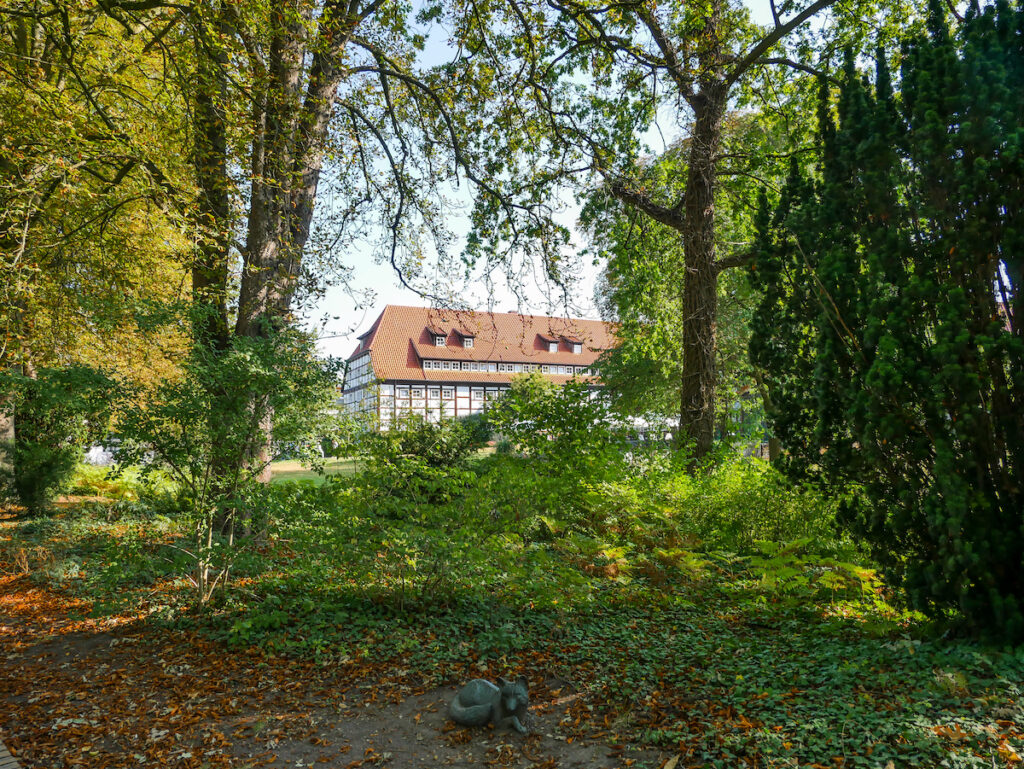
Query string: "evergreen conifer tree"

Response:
xmin=751 ymin=0 xmax=1024 ymax=639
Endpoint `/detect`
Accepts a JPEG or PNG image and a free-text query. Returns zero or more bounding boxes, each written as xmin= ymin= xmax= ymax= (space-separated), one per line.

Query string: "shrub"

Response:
xmin=582 ymin=454 xmax=843 ymax=555
xmin=486 ymin=372 xmax=626 ymax=475
xmin=360 ymin=412 xmax=489 ymax=469
xmin=351 ymin=413 xmax=489 ymax=516
xmin=114 ymin=328 xmax=343 ymax=605
xmin=483 ymin=373 xmax=632 ymax=532
xmin=0 ymin=366 xmax=115 ymax=513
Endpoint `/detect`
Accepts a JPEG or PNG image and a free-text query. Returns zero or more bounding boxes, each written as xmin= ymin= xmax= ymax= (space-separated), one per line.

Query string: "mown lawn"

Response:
xmin=269 ymin=457 xmax=360 ymax=484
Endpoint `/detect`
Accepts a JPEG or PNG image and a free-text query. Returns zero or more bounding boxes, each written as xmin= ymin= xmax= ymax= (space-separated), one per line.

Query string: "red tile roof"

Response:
xmin=348 ymin=305 xmax=615 ymax=383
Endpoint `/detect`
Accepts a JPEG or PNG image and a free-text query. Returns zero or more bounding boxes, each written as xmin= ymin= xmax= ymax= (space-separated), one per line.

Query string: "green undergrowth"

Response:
xmin=3 ymin=456 xmax=1023 ymax=768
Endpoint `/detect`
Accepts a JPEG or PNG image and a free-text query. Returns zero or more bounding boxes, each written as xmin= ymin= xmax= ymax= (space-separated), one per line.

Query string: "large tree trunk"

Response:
xmin=191 ymin=15 xmax=232 ymax=355
xmin=679 ymin=84 xmax=726 ymax=460
xmin=229 ymin=4 xmax=353 ymax=484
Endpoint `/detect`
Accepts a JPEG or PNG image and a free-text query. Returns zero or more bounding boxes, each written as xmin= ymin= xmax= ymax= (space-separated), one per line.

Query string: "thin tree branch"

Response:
xmin=756 ymin=56 xmax=839 ymax=84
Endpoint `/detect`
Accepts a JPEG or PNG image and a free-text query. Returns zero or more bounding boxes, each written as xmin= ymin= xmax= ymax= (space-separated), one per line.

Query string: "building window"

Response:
xmin=542 ymin=365 xmax=550 ymax=373
xmin=428 ymin=388 xmax=440 ymax=398
xmin=488 ymin=363 xmax=496 ymax=372
xmin=411 ymin=388 xmax=424 ymax=399
xmin=442 ymin=388 xmax=454 ymax=399
xmin=462 ymin=362 xmax=471 ymax=371
xmin=572 ymin=342 xmax=582 ymax=354
xmin=434 ymin=334 xmax=446 ymax=346
xmin=464 ymin=337 xmax=474 ymax=348
xmin=397 ymin=387 xmax=409 ymax=398
xmin=547 ymin=341 xmax=558 ymax=353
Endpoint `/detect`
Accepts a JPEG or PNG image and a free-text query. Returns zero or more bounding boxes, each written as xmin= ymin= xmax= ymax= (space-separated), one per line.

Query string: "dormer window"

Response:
xmin=434 ymin=334 xmax=446 ymax=346
xmin=547 ymin=341 xmax=558 ymax=353
xmin=572 ymin=342 xmax=582 ymax=354
xmin=455 ymin=328 xmax=476 ymax=348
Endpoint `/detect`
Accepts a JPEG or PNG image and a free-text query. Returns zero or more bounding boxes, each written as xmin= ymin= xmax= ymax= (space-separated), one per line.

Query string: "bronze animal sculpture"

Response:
xmin=449 ymin=676 xmax=529 ymax=733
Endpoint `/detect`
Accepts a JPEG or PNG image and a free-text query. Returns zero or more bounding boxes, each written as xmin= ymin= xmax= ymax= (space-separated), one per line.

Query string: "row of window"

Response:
xmin=393 ymin=386 xmax=503 ymax=400
xmin=421 ymin=359 xmax=592 ymax=376
xmin=380 ymin=403 xmax=483 ymax=422
xmin=424 ymin=360 xmax=497 ymax=372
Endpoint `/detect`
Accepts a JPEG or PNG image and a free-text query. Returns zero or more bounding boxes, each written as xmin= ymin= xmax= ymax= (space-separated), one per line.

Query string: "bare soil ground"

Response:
xmin=0 ymin=574 xmax=663 ymax=769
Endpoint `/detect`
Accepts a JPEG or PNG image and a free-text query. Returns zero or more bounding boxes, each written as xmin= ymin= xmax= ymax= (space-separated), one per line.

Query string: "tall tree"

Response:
xmin=447 ymin=0 xmax=916 ymax=458
xmin=584 ymin=130 xmax=763 ymax=436
xmin=24 ymin=0 xmax=499 ymax=489
xmin=751 ymin=0 xmax=1023 ymax=638
xmin=184 ymin=0 xmax=490 ymax=478
xmin=0 ymin=5 xmax=190 ymax=479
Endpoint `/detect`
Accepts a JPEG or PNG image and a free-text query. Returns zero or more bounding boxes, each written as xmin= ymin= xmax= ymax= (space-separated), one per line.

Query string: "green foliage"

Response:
xmin=751 ymin=2 xmax=1024 ymax=639
xmin=582 ymin=455 xmax=844 ymax=556
xmin=0 ymin=366 xmax=115 ymax=513
xmin=486 ymin=373 xmax=625 ymax=472
xmin=116 ymin=329 xmax=341 ymax=514
xmin=113 ymin=328 xmax=342 ymax=605
xmin=10 ymin=469 xmax=1024 ymax=769
xmin=582 ymin=116 xmax=794 ymax=433
xmin=352 ymin=413 xmax=490 ymax=515
xmin=359 ymin=412 xmax=489 ymax=469
xmin=69 ymin=463 xmax=175 ymax=502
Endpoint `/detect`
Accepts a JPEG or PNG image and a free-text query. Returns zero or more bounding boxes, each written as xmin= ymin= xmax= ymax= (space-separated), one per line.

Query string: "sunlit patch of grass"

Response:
xmin=269 ymin=458 xmax=359 ymax=484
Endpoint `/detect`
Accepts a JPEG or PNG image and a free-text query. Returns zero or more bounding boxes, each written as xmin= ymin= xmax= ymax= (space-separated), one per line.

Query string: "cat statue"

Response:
xmin=448 ymin=676 xmax=530 ymax=734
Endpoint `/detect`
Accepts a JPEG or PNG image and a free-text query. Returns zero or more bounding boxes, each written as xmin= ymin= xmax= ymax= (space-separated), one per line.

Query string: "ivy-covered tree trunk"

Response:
xmin=679 ymin=83 xmax=727 ymax=457
xmin=751 ymin=0 xmax=1024 ymax=639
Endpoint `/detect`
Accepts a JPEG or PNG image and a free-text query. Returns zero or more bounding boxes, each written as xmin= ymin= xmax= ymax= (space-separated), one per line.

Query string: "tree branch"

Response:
xmin=725 ymin=0 xmax=838 ymax=87
xmin=714 ymin=250 xmax=755 ymax=273
xmin=756 ymin=56 xmax=839 ymax=84
xmin=607 ymin=179 xmax=685 ymax=233
xmin=633 ymin=6 xmax=695 ymax=101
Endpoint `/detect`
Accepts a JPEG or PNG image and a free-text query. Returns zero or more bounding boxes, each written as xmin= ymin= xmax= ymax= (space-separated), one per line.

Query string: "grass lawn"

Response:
xmin=269 ymin=457 xmax=359 ymax=483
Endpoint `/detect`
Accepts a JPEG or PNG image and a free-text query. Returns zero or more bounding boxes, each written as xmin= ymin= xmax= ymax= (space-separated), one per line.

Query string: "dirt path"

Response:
xmin=0 ymin=575 xmax=662 ymax=768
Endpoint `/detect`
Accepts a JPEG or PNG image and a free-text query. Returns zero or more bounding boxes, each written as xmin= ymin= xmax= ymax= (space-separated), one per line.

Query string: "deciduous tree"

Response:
xmin=447 ymin=0 xmax=913 ymax=458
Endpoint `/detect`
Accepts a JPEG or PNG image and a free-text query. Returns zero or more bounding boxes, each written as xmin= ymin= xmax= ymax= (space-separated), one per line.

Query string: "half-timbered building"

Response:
xmin=341 ymin=305 xmax=614 ymax=426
